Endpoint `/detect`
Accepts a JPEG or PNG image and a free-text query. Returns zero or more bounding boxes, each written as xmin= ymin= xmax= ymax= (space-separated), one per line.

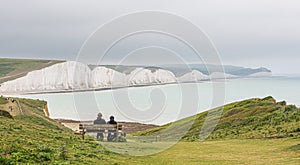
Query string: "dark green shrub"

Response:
xmin=117 ymin=136 xmax=127 ymax=142
xmin=0 ymin=97 xmax=8 ymax=104
xmin=0 ymin=155 xmax=13 ymax=165
xmin=285 ymin=105 xmax=297 ymax=112
xmin=37 ymin=153 xmax=51 ymax=161
xmin=36 ymin=145 xmax=55 ymax=153
xmin=0 ymin=110 xmax=13 ymax=119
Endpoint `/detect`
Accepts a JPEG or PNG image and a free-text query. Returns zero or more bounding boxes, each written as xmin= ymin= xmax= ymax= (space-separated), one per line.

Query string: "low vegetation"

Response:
xmin=0 ymin=58 xmax=64 ymax=83
xmin=0 ymin=97 xmax=8 ymax=104
xmin=123 ymin=138 xmax=300 ymax=164
xmin=0 ymin=97 xmax=128 ymax=164
xmin=0 ymin=96 xmax=299 ymax=164
xmin=134 ymin=96 xmax=300 ymax=141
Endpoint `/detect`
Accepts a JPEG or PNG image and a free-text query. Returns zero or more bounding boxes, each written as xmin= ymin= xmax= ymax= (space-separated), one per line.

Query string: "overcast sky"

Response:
xmin=0 ymin=0 xmax=299 ymax=74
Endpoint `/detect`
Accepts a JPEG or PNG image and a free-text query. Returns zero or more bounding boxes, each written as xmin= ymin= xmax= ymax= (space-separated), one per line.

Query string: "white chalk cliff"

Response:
xmin=0 ymin=61 xmax=178 ymax=93
xmin=0 ymin=61 xmax=270 ymax=93
xmin=128 ymin=68 xmax=176 ymax=85
xmin=178 ymin=70 xmax=209 ymax=82
xmin=0 ymin=61 xmax=91 ymax=92
xmin=89 ymin=66 xmax=127 ymax=88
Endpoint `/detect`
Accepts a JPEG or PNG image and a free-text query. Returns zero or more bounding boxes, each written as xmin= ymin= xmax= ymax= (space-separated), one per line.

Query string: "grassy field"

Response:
xmin=0 ymin=96 xmax=299 ymax=164
xmin=0 ymin=58 xmax=64 ymax=83
xmin=126 ymin=138 xmax=300 ymax=164
xmin=1 ymin=114 xmax=298 ymax=165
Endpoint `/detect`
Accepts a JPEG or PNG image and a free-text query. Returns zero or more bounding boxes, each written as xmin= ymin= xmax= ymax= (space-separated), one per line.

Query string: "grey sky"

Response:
xmin=0 ymin=0 xmax=299 ymax=74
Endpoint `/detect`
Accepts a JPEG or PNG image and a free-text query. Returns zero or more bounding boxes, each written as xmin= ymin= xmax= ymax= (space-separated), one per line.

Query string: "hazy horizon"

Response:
xmin=1 ymin=56 xmax=298 ymax=76
xmin=1 ymin=0 xmax=299 ymax=75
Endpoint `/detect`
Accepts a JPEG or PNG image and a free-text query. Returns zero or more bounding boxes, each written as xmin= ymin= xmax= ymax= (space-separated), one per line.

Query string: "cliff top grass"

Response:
xmin=0 ymin=58 xmax=64 ymax=83
xmin=134 ymin=96 xmax=300 ymax=141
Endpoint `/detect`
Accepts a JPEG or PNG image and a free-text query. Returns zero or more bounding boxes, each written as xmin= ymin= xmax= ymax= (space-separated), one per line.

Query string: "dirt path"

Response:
xmin=0 ymin=99 xmax=21 ymax=116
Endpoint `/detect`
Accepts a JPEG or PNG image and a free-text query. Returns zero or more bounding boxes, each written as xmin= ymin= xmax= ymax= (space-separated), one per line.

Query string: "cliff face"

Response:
xmin=0 ymin=61 xmax=179 ymax=93
xmin=0 ymin=61 xmax=271 ymax=93
xmin=178 ymin=70 xmax=209 ymax=82
xmin=127 ymin=68 xmax=176 ymax=85
xmin=0 ymin=61 xmax=91 ymax=92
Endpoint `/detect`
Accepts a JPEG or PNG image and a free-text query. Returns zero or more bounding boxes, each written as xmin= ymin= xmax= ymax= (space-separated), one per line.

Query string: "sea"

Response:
xmin=17 ymin=76 xmax=300 ymax=125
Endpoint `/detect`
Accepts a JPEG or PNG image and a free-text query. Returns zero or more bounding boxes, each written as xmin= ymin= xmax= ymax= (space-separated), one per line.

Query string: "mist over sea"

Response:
xmin=17 ymin=76 xmax=300 ymax=125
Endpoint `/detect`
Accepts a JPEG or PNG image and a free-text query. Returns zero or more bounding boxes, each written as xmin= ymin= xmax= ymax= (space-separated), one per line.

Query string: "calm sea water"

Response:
xmin=18 ymin=77 xmax=300 ymax=125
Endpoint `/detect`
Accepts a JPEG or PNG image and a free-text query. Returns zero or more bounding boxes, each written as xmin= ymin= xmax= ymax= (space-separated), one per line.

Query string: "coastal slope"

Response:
xmin=0 ymin=96 xmax=299 ymax=164
xmin=0 ymin=96 xmax=128 ymax=164
xmin=134 ymin=96 xmax=300 ymax=141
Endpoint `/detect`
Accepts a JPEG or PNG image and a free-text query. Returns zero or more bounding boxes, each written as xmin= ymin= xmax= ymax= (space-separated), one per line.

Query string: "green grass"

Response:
xmin=0 ymin=98 xmax=130 ymax=164
xmin=0 ymin=58 xmax=64 ymax=83
xmin=132 ymin=138 xmax=300 ymax=164
xmin=0 ymin=117 xmax=127 ymax=164
xmin=0 ymin=109 xmax=13 ymax=118
xmin=134 ymin=96 xmax=300 ymax=141
xmin=0 ymin=96 xmax=299 ymax=164
xmin=85 ymin=138 xmax=300 ymax=164
xmin=0 ymin=97 xmax=8 ymax=104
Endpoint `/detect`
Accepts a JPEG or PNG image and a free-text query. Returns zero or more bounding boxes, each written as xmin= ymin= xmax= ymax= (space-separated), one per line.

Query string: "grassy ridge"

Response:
xmin=0 ymin=58 xmax=64 ymax=83
xmin=134 ymin=96 xmax=300 ymax=141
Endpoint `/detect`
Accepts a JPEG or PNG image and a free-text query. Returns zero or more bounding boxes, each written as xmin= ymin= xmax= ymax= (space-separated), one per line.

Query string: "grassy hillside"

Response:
xmin=0 ymin=58 xmax=64 ymax=83
xmin=0 ymin=96 xmax=299 ymax=164
xmin=0 ymin=96 xmax=131 ymax=164
xmin=134 ymin=96 xmax=300 ymax=141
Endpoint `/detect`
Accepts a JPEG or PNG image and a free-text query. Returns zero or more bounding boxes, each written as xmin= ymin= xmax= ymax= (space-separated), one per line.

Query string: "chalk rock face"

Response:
xmin=0 ymin=61 xmax=91 ymax=92
xmin=127 ymin=68 xmax=176 ymax=85
xmin=152 ymin=69 xmax=177 ymax=84
xmin=0 ymin=62 xmax=177 ymax=93
xmin=0 ymin=61 xmax=270 ymax=94
xmin=178 ymin=70 xmax=209 ymax=82
xmin=89 ymin=66 xmax=127 ymax=88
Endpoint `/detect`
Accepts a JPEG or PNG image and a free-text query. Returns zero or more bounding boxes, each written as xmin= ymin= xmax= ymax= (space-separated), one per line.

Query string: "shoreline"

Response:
xmin=2 ymin=81 xmax=208 ymax=95
xmin=0 ymin=76 xmax=279 ymax=96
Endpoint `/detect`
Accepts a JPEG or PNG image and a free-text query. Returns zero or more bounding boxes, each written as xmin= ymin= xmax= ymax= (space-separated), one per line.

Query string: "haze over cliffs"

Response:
xmin=0 ymin=60 xmax=272 ymax=93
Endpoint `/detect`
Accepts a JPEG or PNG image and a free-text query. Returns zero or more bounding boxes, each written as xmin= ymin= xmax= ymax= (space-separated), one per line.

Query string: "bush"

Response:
xmin=36 ymin=145 xmax=55 ymax=153
xmin=277 ymin=101 xmax=286 ymax=106
xmin=0 ymin=97 xmax=8 ymax=104
xmin=37 ymin=153 xmax=52 ymax=161
xmin=117 ymin=136 xmax=127 ymax=142
xmin=0 ymin=110 xmax=13 ymax=119
xmin=0 ymin=156 xmax=13 ymax=165
xmin=285 ymin=105 xmax=298 ymax=112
